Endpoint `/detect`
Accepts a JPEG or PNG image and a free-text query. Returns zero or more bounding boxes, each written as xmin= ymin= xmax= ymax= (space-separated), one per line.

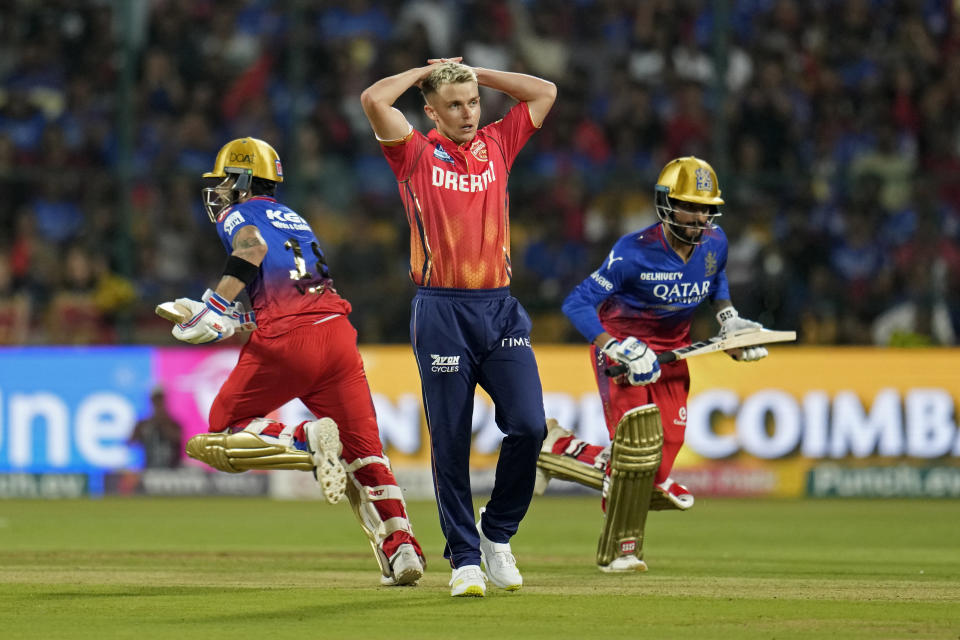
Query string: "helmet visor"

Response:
xmin=655 ymin=188 xmax=721 ymax=245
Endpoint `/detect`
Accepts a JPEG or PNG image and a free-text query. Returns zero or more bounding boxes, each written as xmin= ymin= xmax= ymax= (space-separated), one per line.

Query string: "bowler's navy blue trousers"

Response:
xmin=411 ymin=286 xmax=547 ymax=568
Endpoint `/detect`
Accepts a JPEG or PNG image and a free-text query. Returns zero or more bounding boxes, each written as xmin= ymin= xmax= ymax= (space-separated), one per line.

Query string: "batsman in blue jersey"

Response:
xmin=167 ymin=138 xmax=425 ymax=586
xmin=538 ymin=157 xmax=772 ymax=572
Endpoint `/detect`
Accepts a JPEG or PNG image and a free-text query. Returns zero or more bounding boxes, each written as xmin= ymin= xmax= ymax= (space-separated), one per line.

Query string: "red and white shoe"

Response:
xmin=655 ymin=478 xmax=694 ymax=510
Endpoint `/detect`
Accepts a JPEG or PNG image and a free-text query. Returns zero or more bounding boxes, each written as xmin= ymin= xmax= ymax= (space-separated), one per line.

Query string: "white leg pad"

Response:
xmin=344 ymin=456 xmax=415 ymax=578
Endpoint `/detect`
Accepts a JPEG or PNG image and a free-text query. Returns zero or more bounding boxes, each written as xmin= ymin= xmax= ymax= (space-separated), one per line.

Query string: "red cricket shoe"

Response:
xmin=655 ymin=478 xmax=695 ymax=510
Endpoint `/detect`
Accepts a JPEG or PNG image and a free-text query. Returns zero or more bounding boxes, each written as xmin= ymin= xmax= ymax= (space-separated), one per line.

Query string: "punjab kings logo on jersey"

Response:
xmin=470 ymin=139 xmax=488 ymax=161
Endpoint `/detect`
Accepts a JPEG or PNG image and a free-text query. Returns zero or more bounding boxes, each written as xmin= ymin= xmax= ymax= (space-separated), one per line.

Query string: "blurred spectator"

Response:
xmin=127 ymin=386 xmax=183 ymax=469
xmin=0 ymin=247 xmax=30 ymax=344
xmin=0 ymin=1 xmax=958 ymax=346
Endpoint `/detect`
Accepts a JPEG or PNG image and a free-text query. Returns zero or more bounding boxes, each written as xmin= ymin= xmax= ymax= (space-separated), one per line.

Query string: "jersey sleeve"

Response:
xmin=561 ymin=239 xmax=629 ymax=343
xmin=379 ymin=127 xmax=427 ymax=181
xmin=215 ymin=205 xmax=254 ymax=253
xmin=484 ymin=101 xmax=539 ymax=168
xmin=709 ymin=229 xmax=731 ymax=303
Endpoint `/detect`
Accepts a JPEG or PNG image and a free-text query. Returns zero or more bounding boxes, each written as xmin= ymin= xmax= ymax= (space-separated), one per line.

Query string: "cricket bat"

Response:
xmin=605 ymin=329 xmax=797 ymax=377
xmin=155 ymin=301 xmax=193 ymax=324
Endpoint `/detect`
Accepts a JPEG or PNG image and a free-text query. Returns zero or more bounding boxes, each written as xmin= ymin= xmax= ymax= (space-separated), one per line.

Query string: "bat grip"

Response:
xmin=604 ymin=364 xmax=627 ymax=377
xmin=603 ymin=351 xmax=674 ymax=377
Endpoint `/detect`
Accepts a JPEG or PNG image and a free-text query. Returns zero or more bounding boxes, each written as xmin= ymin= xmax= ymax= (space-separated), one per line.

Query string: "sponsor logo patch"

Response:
xmin=265 ymin=208 xmax=310 ymax=231
xmin=229 ymin=152 xmax=255 ymax=164
xmin=223 ymin=211 xmax=245 ymax=235
xmin=275 ymin=158 xmax=283 ymax=177
xmin=619 ymin=539 xmax=637 ymax=554
xmin=433 ymin=145 xmax=454 ymax=164
xmin=606 ymin=250 xmax=623 ymax=269
xmin=590 ymin=270 xmax=613 ymax=291
xmin=430 ymin=354 xmax=460 ymax=373
xmin=431 ymin=163 xmax=496 ymax=192
xmin=673 ymin=407 xmax=687 ymax=427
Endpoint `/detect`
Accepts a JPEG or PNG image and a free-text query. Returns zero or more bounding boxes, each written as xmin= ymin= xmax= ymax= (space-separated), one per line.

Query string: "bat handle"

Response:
xmin=603 ymin=350 xmax=674 ymax=377
xmin=604 ymin=363 xmax=627 ymax=377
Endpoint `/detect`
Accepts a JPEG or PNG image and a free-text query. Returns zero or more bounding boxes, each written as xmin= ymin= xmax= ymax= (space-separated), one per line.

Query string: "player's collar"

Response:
xmin=428 ymin=128 xmax=479 ymax=148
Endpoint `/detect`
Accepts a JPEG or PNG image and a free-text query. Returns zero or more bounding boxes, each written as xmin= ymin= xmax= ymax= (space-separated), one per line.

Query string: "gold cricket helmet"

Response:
xmin=204 ymin=137 xmax=284 ymax=184
xmin=202 ymin=137 xmax=283 ymax=222
xmin=656 ymin=156 xmax=723 ymax=206
xmin=654 ymin=156 xmax=723 ymax=245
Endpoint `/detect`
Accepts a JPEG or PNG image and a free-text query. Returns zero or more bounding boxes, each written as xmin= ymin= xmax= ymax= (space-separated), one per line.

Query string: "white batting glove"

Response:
xmin=716 ymin=307 xmax=768 ymax=362
xmin=172 ymin=290 xmax=238 ymax=344
xmin=602 ymin=336 xmax=661 ymax=386
xmin=228 ymin=300 xmax=258 ymax=332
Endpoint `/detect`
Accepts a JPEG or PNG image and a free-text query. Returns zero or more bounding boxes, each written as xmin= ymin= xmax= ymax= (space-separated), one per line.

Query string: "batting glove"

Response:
xmin=172 ymin=290 xmax=238 ymax=344
xmin=716 ymin=307 xmax=768 ymax=362
xmin=602 ymin=336 xmax=661 ymax=386
xmin=228 ymin=300 xmax=258 ymax=332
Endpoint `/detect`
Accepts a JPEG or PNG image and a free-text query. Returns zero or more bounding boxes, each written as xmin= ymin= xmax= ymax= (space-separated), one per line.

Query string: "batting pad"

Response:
xmin=343 ymin=456 xmax=414 ymax=579
xmin=596 ymin=404 xmax=663 ymax=567
xmin=186 ymin=431 xmax=314 ymax=473
xmin=537 ymin=452 xmax=605 ymax=491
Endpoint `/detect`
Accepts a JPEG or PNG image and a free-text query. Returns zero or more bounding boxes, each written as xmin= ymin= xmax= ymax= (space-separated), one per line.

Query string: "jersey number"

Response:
xmin=284 ymin=239 xmax=330 ymax=295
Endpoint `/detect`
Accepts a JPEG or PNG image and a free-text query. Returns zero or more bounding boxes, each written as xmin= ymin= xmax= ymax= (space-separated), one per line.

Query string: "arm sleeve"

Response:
xmin=484 ymin=102 xmax=539 ymax=168
xmin=561 ymin=242 xmax=628 ymax=343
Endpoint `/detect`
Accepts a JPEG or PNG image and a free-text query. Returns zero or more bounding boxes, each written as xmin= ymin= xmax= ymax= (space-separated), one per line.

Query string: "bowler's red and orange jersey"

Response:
xmin=379 ymin=102 xmax=539 ymax=289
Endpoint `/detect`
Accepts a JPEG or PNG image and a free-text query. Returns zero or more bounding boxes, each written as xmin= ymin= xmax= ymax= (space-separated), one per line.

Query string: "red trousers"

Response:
xmin=209 ymin=316 xmax=384 ymax=464
xmin=208 ymin=315 xmax=415 ymax=557
xmin=590 ymin=344 xmax=690 ymax=484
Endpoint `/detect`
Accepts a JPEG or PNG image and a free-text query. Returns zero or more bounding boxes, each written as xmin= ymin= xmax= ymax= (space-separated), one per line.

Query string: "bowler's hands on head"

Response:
xmin=602 ymin=337 xmax=661 ymax=386
xmin=416 ymin=58 xmax=465 ymax=89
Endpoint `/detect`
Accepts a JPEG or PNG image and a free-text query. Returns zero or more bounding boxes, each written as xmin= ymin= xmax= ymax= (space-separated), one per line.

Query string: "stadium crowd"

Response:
xmin=0 ymin=0 xmax=958 ymax=346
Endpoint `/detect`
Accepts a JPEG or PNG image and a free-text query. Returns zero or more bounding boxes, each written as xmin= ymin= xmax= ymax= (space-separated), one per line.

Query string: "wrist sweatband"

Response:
xmin=223 ymin=255 xmax=260 ymax=285
xmin=205 ymin=290 xmax=232 ymax=315
xmin=716 ymin=307 xmax=738 ymax=324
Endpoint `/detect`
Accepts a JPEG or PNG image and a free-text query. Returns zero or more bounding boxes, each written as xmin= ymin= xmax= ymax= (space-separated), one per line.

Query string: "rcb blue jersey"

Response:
xmin=215 ymin=196 xmax=351 ymax=337
xmin=562 ymin=222 xmax=730 ymax=351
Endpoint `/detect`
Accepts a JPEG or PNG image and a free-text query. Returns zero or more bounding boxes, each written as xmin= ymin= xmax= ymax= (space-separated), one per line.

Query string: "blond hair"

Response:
xmin=420 ymin=62 xmax=478 ymax=97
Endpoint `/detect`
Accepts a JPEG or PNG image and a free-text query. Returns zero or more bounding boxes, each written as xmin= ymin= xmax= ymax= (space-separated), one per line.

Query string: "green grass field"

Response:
xmin=0 ymin=496 xmax=957 ymax=639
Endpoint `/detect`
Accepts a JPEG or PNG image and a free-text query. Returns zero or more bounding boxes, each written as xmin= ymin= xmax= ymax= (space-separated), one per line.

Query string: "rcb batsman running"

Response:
xmin=169 ymin=137 xmax=425 ymax=586
xmin=538 ymin=157 xmax=771 ymax=572
xmin=361 ymin=59 xmax=556 ymax=597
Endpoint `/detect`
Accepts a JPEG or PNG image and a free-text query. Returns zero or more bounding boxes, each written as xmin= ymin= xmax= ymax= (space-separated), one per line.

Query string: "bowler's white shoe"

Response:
xmin=380 ymin=543 xmax=423 ymax=586
xmin=598 ymin=555 xmax=648 ymax=573
xmin=449 ymin=565 xmax=486 ymax=597
xmin=304 ymin=418 xmax=347 ymax=504
xmin=477 ymin=509 xmax=523 ymax=591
